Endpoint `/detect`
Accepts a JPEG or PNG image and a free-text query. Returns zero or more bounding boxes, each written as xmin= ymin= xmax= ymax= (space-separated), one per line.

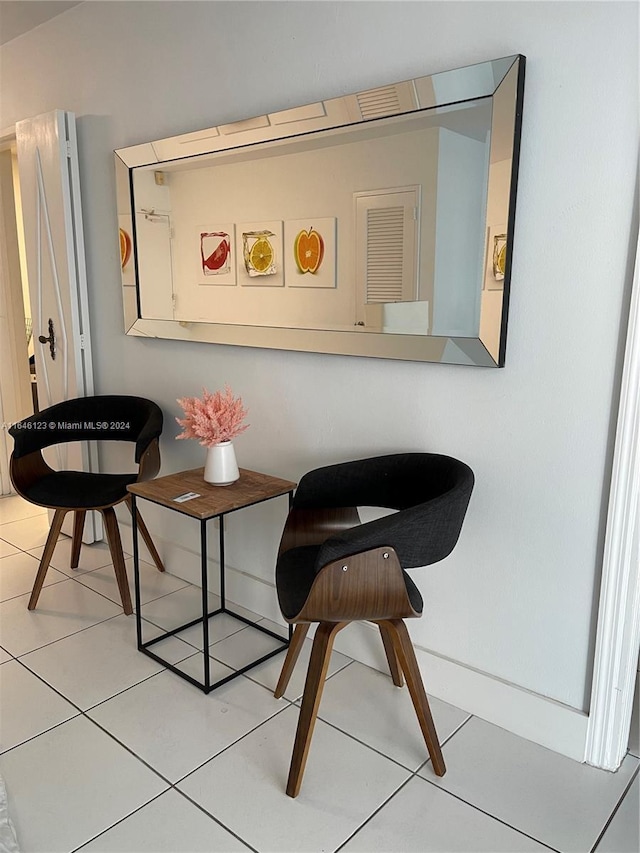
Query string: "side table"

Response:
xmin=127 ymin=467 xmax=296 ymax=693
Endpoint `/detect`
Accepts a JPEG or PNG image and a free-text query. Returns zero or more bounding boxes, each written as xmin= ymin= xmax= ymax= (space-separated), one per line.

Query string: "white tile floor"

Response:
xmin=0 ymin=494 xmax=638 ymax=853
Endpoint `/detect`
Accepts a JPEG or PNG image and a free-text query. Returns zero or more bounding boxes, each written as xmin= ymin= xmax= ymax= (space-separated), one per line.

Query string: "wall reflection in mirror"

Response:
xmin=115 ymin=55 xmax=524 ymax=366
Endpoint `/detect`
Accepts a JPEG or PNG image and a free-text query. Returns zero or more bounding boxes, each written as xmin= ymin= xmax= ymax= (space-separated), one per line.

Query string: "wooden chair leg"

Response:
xmin=379 ymin=623 xmax=404 ymax=687
xmin=28 ymin=509 xmax=67 ymax=611
xmin=274 ymin=623 xmax=309 ymax=699
xmin=70 ymin=510 xmax=86 ymax=569
xmin=125 ymin=496 xmax=164 ymax=572
xmin=101 ymin=507 xmax=133 ymax=615
xmin=286 ymin=621 xmax=347 ymax=798
xmin=381 ymin=618 xmax=446 ymax=777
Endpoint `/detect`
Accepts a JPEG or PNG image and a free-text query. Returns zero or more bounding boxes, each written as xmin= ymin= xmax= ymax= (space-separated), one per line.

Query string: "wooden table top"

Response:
xmin=127 ymin=467 xmax=297 ymax=520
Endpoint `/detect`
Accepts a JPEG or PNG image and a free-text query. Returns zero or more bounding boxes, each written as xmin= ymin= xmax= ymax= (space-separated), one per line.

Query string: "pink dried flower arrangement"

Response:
xmin=175 ymin=385 xmax=249 ymax=447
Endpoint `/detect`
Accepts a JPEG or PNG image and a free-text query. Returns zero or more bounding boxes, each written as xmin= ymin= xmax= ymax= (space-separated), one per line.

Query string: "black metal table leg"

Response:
xmin=131 ymin=495 xmax=143 ymax=648
xmin=131 ymin=483 xmax=296 ymax=693
xmin=201 ymin=518 xmax=211 ymax=691
xmin=219 ymin=514 xmax=226 ymax=610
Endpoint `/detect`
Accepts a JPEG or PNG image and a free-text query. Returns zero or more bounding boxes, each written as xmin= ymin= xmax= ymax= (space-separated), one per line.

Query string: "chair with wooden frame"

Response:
xmin=273 ymin=452 xmax=474 ymax=797
xmin=8 ymin=395 xmax=165 ymax=616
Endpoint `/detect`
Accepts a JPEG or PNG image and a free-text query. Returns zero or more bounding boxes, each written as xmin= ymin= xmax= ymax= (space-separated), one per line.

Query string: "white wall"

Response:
xmin=1 ymin=2 xmax=637 ymax=727
xmin=432 ymin=128 xmax=488 ymax=336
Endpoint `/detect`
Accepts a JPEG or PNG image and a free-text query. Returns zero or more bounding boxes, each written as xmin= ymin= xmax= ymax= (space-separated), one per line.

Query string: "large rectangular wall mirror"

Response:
xmin=115 ymin=54 xmax=525 ymax=367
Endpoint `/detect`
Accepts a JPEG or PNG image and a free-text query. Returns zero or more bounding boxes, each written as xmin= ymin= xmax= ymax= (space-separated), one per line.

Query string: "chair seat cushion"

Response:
xmin=276 ymin=544 xmax=423 ymax=620
xmin=23 ymin=471 xmax=138 ymax=509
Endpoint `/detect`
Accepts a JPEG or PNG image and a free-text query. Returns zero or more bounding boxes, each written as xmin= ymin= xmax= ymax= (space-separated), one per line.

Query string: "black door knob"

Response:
xmin=38 ymin=319 xmax=56 ymax=360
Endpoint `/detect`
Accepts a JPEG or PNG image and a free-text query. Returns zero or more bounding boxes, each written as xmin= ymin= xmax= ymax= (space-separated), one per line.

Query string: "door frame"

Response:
xmin=585 ymin=225 xmax=640 ymax=769
xmin=0 ymin=114 xmax=99 ymax=541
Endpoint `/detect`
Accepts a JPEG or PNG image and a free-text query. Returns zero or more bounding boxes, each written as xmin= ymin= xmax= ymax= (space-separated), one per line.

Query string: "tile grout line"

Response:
xmin=1 ymin=656 xmax=143 ymax=757
xmin=241 ymin=653 xmax=352 ymax=698
xmin=0 ymin=528 xmax=271 ymax=636
xmin=79 ymin=712 xmax=178 ymax=788
xmin=334 ymin=712 xmax=562 ymax=853
xmin=8 ymin=647 xmax=294 ymax=804
xmin=412 ymin=716 xmax=562 ymax=853
xmin=14 ymin=650 xmax=188 ymax=721
xmin=3 ymin=618 xmax=218 ymax=755
xmin=310 ymin=711 xmax=439 ymax=775
xmin=588 ymin=762 xmax=640 ymax=853
xmin=170 ymin=695 xmax=295 ymax=787
xmin=422 ymin=714 xmax=566 ymax=852
xmin=70 ymin=784 xmax=259 ymax=853
xmin=3 ymin=574 xmax=225 ymax=659
xmin=140 ymin=610 xmax=260 ymax=654
xmin=0 ymin=571 xmax=74 ymax=604
xmin=285 ymin=673 xmax=472 ymax=776
xmin=71 ymin=573 xmax=194 ymax=616
xmin=5 ymin=609 xmax=124 ymax=660
xmin=166 ymin=788 xmax=260 ymax=853
xmin=0 ymin=711 xmax=83 ymax=758
xmin=333 ymin=717 xmax=477 ymax=853
xmin=0 ymin=515 xmax=50 ymax=530
xmin=10 ymin=622 xmax=292 ymax=729
xmin=0 ymin=542 xmax=127 ymax=634
xmin=68 ymin=790 xmax=171 ymax=853
xmin=418 ymin=775 xmax=563 ymax=853
xmin=333 ymin=772 xmax=417 ymax=853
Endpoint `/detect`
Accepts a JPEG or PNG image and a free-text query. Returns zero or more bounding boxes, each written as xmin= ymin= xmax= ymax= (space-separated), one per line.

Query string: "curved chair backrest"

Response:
xmin=9 ymin=395 xmax=166 ymax=617
xmin=275 ymin=453 xmax=474 ymax=797
xmin=292 ymin=453 xmax=474 ymax=572
xmin=9 ymin=395 xmax=163 ymax=464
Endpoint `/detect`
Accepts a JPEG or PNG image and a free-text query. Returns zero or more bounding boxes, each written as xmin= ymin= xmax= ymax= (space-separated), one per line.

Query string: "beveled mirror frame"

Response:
xmin=115 ymin=54 xmax=525 ymax=367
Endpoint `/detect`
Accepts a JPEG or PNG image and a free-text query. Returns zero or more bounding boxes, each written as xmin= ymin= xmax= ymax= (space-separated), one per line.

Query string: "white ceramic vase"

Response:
xmin=204 ymin=441 xmax=239 ymax=486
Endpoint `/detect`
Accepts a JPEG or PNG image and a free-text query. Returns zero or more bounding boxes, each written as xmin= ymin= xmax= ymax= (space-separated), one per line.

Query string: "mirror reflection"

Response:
xmin=116 ymin=54 xmax=524 ymax=367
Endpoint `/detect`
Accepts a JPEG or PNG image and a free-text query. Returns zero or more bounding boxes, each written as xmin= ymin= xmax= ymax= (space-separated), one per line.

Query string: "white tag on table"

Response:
xmin=173 ymin=491 xmax=201 ymax=503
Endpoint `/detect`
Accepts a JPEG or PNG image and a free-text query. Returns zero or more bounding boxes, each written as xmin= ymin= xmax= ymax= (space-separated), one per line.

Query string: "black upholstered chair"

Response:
xmin=273 ymin=452 xmax=474 ymax=797
xmin=9 ymin=395 xmax=165 ymax=615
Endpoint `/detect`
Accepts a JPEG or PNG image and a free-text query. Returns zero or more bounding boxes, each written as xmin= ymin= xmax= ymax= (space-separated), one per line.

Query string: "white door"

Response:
xmin=134 ymin=211 xmax=175 ymax=319
xmin=15 ymin=110 xmax=98 ymax=542
xmin=0 ymin=146 xmax=33 ymax=495
xmin=354 ymin=187 xmax=421 ymax=330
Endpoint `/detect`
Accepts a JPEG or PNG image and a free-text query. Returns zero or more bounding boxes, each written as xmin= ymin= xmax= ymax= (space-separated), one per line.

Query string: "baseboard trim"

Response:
xmin=120 ymin=520 xmax=589 ymax=764
xmin=325 ymin=618 xmax=588 ymax=762
xmin=413 ymin=643 xmax=588 ymax=762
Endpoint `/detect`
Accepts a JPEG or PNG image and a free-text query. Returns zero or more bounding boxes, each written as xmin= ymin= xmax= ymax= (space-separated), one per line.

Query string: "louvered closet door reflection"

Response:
xmin=354 ymin=187 xmax=420 ymax=328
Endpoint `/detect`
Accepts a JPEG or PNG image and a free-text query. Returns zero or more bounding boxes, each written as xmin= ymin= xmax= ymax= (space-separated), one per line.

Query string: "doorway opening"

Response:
xmin=0 ymin=139 xmax=36 ymax=495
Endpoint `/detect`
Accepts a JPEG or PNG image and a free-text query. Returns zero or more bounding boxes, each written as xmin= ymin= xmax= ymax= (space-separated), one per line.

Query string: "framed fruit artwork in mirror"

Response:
xmin=285 ymin=218 xmax=336 ymax=289
xmin=237 ymin=221 xmax=284 ymax=286
xmin=198 ymin=224 xmax=236 ymax=286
